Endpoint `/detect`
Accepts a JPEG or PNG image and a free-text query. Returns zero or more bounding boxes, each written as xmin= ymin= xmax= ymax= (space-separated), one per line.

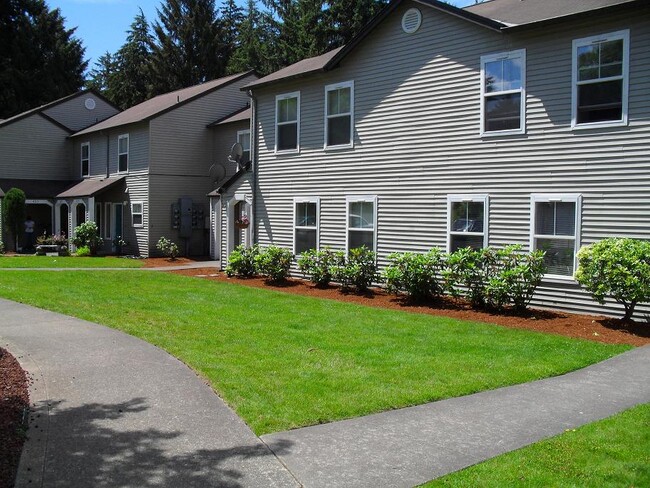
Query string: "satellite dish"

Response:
xmin=208 ymin=163 xmax=226 ymax=184
xmin=228 ymin=142 xmax=243 ymax=164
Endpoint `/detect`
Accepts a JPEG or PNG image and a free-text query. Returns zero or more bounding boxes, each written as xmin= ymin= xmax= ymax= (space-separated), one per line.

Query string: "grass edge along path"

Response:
xmin=0 ymin=256 xmax=144 ymax=268
xmin=424 ymin=402 xmax=650 ymax=487
xmin=0 ymin=270 xmax=631 ymax=435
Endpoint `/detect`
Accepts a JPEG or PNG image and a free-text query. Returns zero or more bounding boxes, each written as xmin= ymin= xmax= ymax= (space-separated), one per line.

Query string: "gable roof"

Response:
xmin=0 ymin=90 xmax=116 ymax=132
xmin=245 ymin=0 xmax=642 ymax=90
xmin=73 ymin=71 xmax=255 ymax=137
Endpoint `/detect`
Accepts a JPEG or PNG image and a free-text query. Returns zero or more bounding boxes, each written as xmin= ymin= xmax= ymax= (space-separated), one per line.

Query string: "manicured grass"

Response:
xmin=0 ymin=256 xmax=144 ymax=268
xmin=0 ymin=271 xmax=630 ymax=435
xmin=425 ymin=403 xmax=650 ymax=487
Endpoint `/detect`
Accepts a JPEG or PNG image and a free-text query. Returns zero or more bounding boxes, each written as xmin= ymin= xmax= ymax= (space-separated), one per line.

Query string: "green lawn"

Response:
xmin=0 ymin=256 xmax=144 ymax=268
xmin=0 ymin=271 xmax=630 ymax=435
xmin=425 ymin=403 xmax=650 ymax=487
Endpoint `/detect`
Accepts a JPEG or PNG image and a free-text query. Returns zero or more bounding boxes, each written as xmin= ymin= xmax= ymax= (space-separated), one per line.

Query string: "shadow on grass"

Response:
xmin=22 ymin=397 xmax=293 ymax=487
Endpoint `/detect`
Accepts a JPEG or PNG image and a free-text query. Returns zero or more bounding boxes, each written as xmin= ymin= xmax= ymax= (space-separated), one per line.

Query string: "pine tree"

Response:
xmin=0 ymin=0 xmax=87 ymax=118
xmin=326 ymin=0 xmax=388 ymax=48
xmin=150 ymin=0 xmax=227 ymax=94
xmin=86 ymin=52 xmax=118 ymax=96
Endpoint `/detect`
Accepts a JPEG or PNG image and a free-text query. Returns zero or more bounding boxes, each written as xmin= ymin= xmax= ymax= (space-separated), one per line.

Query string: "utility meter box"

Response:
xmin=179 ymin=197 xmax=193 ymax=238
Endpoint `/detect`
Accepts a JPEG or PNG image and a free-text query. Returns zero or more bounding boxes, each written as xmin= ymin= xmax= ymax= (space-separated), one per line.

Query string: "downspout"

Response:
xmin=248 ymin=89 xmax=258 ymax=246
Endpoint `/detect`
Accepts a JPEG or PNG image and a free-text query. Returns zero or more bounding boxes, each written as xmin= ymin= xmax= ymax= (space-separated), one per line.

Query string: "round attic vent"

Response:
xmin=402 ymin=8 xmax=422 ymax=34
xmin=84 ymin=98 xmax=96 ymax=110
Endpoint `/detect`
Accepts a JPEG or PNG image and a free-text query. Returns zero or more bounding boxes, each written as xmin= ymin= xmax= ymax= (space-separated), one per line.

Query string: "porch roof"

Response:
xmin=0 ymin=179 xmax=78 ymax=199
xmin=56 ymin=176 xmax=125 ymax=198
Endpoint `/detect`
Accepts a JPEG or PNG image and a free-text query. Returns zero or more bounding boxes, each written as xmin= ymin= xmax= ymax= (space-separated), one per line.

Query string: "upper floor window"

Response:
xmin=347 ymin=195 xmax=376 ymax=253
xmin=531 ymin=194 xmax=581 ymax=278
xmin=81 ymin=142 xmax=90 ymax=177
xmin=275 ymin=92 xmax=299 ymax=152
xmin=481 ymin=50 xmax=526 ymax=135
xmin=572 ymin=30 xmax=629 ymax=128
xmin=294 ymin=197 xmax=319 ymax=255
xmin=325 ymin=81 xmax=354 ymax=148
xmin=448 ymin=194 xmax=488 ymax=252
xmin=237 ymin=129 xmax=251 ymax=163
xmin=118 ymin=134 xmax=129 ymax=172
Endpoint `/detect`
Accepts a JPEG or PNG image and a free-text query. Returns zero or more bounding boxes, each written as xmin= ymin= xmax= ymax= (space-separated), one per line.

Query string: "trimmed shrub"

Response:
xmin=297 ymin=247 xmax=345 ymax=287
xmin=0 ymin=240 xmax=5 ymax=254
xmin=444 ymin=247 xmax=500 ymax=308
xmin=332 ymin=246 xmax=378 ymax=292
xmin=225 ymin=244 xmax=259 ymax=277
xmin=71 ymin=221 xmax=102 ymax=255
xmin=576 ymin=238 xmax=650 ymax=321
xmin=383 ymin=248 xmax=445 ymax=300
xmin=156 ymin=236 xmax=179 ymax=260
xmin=486 ymin=246 xmax=546 ymax=312
xmin=255 ymin=245 xmax=293 ymax=282
xmin=75 ymin=245 xmax=91 ymax=257
xmin=2 ymin=188 xmax=26 ymax=251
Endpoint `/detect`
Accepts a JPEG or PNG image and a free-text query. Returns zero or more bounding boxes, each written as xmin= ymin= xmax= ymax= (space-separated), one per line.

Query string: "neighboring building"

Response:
xmin=220 ymin=0 xmax=649 ymax=316
xmin=68 ymin=71 xmax=256 ymax=256
xmin=0 ymin=91 xmax=119 ymax=249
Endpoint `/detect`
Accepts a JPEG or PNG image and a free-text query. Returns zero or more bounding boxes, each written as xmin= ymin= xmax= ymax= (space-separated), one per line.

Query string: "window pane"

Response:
xmin=278 ymin=123 xmax=297 ymax=150
xmin=133 ymin=203 xmax=143 ymax=213
xmin=537 ymin=238 xmax=575 ymax=276
xmin=81 ymin=145 xmax=89 ymax=159
xmin=485 ymin=58 xmax=521 ymax=93
xmin=349 ymin=201 xmax=374 ymax=229
xmin=328 ymin=87 xmax=350 ymax=115
xmin=82 ymin=160 xmax=89 ymax=176
xmin=485 ymin=93 xmax=521 ymax=131
xmin=133 ymin=214 xmax=143 ymax=226
xmin=450 ymin=202 xmax=484 ymax=232
xmin=577 ymin=80 xmax=622 ymax=123
xmin=119 ymin=154 xmax=128 ymax=172
xmin=535 ymin=202 xmax=575 ymax=236
xmin=296 ymin=202 xmax=316 ymax=227
xmin=577 ymin=44 xmax=599 ymax=78
xmin=238 ymin=133 xmax=250 ymax=151
xmin=349 ymin=230 xmax=374 ymax=251
xmin=295 ymin=228 xmax=316 ymax=254
xmin=328 ymin=116 xmax=351 ymax=146
xmin=278 ymin=97 xmax=297 ymax=123
xmin=450 ymin=234 xmax=484 ymax=252
xmin=119 ymin=137 xmax=128 ymax=153
xmin=485 ymin=60 xmax=503 ymax=93
xmin=503 ymin=58 xmax=522 ymax=91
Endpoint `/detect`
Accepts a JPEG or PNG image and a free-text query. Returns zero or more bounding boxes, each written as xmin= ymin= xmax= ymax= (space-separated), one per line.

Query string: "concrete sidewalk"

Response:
xmin=263 ymin=345 xmax=650 ymax=488
xmin=0 ymin=298 xmax=298 ymax=488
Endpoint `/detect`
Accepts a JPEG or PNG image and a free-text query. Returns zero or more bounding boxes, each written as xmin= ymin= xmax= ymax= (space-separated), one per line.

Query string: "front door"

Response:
xmin=113 ymin=203 xmax=123 ymax=241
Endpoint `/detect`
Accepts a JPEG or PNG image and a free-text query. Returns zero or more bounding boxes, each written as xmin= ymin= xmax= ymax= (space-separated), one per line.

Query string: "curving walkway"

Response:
xmin=1 ymin=296 xmax=648 ymax=488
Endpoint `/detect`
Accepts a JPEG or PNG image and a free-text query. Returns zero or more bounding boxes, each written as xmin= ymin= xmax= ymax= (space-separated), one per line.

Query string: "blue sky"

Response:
xmin=49 ymin=0 xmax=477 ymax=71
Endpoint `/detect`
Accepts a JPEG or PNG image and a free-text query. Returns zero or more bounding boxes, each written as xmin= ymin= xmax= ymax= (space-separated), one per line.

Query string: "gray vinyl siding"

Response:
xmin=124 ymin=172 xmax=150 ymax=256
xmin=252 ymin=2 xmax=650 ymax=317
xmin=211 ymin=120 xmax=250 ymax=187
xmin=0 ymin=115 xmax=72 ymax=179
xmin=42 ymin=94 xmax=119 ymax=132
xmin=108 ymin=123 xmax=150 ymax=175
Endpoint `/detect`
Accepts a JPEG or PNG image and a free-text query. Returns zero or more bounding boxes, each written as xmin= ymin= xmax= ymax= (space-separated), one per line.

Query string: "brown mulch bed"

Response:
xmin=169 ymin=267 xmax=649 ymax=347
xmin=141 ymin=257 xmax=213 ymax=268
xmin=0 ymin=348 xmax=29 ymax=488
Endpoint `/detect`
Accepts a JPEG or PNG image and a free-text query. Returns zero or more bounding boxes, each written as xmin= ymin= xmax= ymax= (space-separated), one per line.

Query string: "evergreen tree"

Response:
xmin=86 ymin=52 xmax=118 ymax=97
xmin=0 ymin=0 xmax=87 ymax=118
xmin=150 ymin=0 xmax=227 ymax=94
xmin=326 ymin=0 xmax=388 ymax=48
xmin=220 ymin=0 xmax=244 ymax=67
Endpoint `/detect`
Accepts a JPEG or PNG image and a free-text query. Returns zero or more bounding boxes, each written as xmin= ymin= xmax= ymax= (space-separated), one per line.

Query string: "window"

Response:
xmin=325 ymin=81 xmax=354 ymax=148
xmin=131 ymin=201 xmax=143 ymax=227
xmin=572 ymin=30 xmax=629 ymax=127
xmin=448 ymin=195 xmax=488 ymax=252
xmin=118 ymin=134 xmax=129 ymax=172
xmin=81 ymin=142 xmax=90 ymax=177
xmin=237 ymin=130 xmax=251 ymax=163
xmin=531 ymin=194 xmax=581 ymax=277
xmin=294 ymin=197 xmax=319 ymax=255
xmin=481 ymin=50 xmax=526 ymax=135
xmin=275 ymin=92 xmax=299 ymax=152
xmin=347 ymin=196 xmax=376 ymax=253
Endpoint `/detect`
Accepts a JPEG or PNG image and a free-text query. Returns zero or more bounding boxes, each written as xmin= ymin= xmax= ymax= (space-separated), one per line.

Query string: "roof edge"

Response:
xmin=38 ymin=112 xmax=75 ymax=134
xmin=207 ymin=105 xmax=251 ymax=128
xmin=209 ymin=161 xmax=252 ymax=195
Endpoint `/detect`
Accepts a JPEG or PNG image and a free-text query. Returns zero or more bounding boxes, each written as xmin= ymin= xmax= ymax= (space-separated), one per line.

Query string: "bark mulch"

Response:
xmin=0 ymin=347 xmax=29 ymax=488
xmin=169 ymin=267 xmax=649 ymax=347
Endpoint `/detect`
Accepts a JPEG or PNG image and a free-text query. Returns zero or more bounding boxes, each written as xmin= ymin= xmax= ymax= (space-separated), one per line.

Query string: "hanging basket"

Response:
xmin=235 ymin=222 xmax=249 ymax=229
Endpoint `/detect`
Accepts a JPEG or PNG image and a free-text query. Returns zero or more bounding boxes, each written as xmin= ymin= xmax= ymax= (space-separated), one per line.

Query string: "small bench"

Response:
xmin=36 ymin=244 xmax=69 ymax=256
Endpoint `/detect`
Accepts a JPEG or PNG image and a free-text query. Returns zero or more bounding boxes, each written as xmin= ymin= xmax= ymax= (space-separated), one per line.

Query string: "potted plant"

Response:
xmin=112 ymin=236 xmax=128 ymax=256
xmin=235 ymin=214 xmax=250 ymax=229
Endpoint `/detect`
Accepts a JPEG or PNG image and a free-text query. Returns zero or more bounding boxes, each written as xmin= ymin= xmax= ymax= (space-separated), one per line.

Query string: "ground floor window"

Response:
xmin=531 ymin=194 xmax=581 ymax=277
xmin=131 ymin=201 xmax=143 ymax=227
xmin=294 ymin=197 xmax=319 ymax=255
xmin=448 ymin=194 xmax=488 ymax=252
xmin=347 ymin=196 xmax=376 ymax=252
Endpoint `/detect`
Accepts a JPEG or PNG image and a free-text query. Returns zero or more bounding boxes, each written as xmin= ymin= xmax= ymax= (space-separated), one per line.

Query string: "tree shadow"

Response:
xmin=597 ymin=318 xmax=650 ymax=339
xmin=22 ymin=397 xmax=293 ymax=487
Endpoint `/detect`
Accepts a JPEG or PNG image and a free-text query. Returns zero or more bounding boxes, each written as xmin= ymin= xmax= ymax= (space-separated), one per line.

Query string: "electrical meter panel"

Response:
xmin=179 ymin=197 xmax=193 ymax=238
xmin=172 ymin=200 xmax=205 ymax=236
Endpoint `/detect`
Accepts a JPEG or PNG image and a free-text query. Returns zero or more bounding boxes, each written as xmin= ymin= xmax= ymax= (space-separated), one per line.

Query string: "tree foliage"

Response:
xmin=1 ymin=188 xmax=26 ymax=251
xmin=0 ymin=0 xmax=87 ymax=118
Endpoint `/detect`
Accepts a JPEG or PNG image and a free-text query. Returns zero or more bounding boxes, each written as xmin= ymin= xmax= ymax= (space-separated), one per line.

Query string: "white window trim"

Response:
xmin=345 ymin=195 xmax=377 ymax=255
xmin=131 ymin=201 xmax=144 ymax=228
xmin=293 ymin=196 xmax=320 ymax=255
xmin=571 ymin=30 xmax=629 ymax=129
xmin=480 ymin=49 xmax=526 ymax=137
xmin=275 ymin=91 xmax=300 ymax=154
xmin=237 ymin=129 xmax=251 ymax=162
xmin=118 ymin=134 xmax=129 ymax=173
xmin=324 ymin=80 xmax=355 ymax=150
xmin=530 ymin=193 xmax=582 ymax=280
xmin=447 ymin=194 xmax=489 ymax=252
xmin=81 ymin=142 xmax=90 ymax=178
